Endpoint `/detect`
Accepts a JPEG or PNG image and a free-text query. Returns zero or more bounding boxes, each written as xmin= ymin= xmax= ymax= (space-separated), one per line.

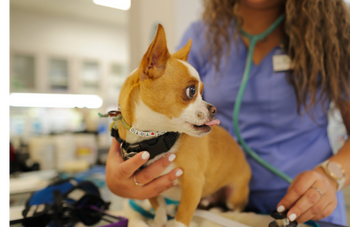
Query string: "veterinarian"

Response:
xmin=106 ymin=0 xmax=350 ymax=225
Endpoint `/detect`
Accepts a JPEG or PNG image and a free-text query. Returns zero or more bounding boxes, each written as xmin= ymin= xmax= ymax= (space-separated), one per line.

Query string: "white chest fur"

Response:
xmin=159 ymin=162 xmax=182 ymax=201
xmin=144 ymin=144 xmax=183 ymax=202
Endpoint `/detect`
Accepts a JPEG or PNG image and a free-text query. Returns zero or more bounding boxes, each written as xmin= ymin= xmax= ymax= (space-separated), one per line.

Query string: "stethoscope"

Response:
xmin=232 ymin=14 xmax=293 ymax=183
xmin=234 ymin=14 xmax=324 ymax=227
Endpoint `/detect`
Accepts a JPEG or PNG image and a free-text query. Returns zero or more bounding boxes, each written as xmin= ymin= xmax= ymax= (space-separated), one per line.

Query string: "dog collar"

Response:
xmin=111 ymin=128 xmax=180 ymax=163
xmin=99 ymin=110 xmax=179 ymax=164
xmin=98 ymin=111 xmax=167 ymax=137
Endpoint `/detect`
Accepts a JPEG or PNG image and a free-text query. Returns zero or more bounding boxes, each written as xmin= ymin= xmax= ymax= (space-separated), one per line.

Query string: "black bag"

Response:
xmin=10 ymin=178 xmax=117 ymax=227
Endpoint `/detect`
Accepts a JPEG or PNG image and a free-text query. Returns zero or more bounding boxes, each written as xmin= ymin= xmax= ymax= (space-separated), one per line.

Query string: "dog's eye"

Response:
xmin=186 ymin=86 xmax=196 ymax=99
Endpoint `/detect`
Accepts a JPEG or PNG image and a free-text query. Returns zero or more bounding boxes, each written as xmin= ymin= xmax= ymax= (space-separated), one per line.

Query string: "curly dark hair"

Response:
xmin=202 ymin=0 xmax=350 ymax=114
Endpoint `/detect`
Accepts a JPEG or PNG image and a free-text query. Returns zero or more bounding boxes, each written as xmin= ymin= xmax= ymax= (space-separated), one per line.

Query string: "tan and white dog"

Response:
xmin=116 ymin=24 xmax=251 ymax=227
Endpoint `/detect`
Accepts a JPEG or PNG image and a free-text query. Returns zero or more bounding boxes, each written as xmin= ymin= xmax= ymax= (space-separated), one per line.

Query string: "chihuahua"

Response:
xmin=114 ymin=24 xmax=251 ymax=227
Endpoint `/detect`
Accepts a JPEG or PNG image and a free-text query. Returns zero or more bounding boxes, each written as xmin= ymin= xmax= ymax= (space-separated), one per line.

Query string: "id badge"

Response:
xmin=272 ymin=54 xmax=293 ymax=72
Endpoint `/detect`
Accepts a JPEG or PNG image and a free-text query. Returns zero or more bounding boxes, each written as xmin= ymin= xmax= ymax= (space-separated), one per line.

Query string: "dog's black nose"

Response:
xmin=208 ymin=105 xmax=217 ymax=117
xmin=210 ymin=106 xmax=217 ymax=114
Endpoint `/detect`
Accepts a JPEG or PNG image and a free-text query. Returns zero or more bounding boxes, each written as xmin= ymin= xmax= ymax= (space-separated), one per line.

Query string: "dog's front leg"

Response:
xmin=149 ymin=196 xmax=167 ymax=227
xmin=173 ymin=176 xmax=204 ymax=227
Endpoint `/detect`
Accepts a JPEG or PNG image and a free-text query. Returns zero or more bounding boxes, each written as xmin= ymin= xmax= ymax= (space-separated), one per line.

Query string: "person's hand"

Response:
xmin=105 ymin=138 xmax=183 ymax=200
xmin=277 ymin=169 xmax=338 ymax=223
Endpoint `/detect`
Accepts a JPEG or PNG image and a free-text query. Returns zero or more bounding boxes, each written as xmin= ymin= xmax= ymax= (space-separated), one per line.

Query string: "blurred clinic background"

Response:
xmin=8 ymin=0 xmax=204 ymax=222
xmin=8 ymin=0 xmax=350 ymax=226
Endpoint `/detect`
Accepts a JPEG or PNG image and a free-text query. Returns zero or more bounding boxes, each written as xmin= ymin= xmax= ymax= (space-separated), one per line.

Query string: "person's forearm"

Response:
xmin=314 ymin=139 xmax=350 ymax=191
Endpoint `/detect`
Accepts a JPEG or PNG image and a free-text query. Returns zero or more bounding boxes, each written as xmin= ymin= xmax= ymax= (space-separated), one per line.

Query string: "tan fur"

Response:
xmin=118 ymin=70 xmax=141 ymax=139
xmin=149 ymin=197 xmax=159 ymax=211
xmin=173 ymin=127 xmax=250 ymax=225
xmin=171 ymin=39 xmax=192 ymax=61
xmin=118 ymin=24 xmax=251 ymax=227
xmin=140 ymin=57 xmax=200 ymax=119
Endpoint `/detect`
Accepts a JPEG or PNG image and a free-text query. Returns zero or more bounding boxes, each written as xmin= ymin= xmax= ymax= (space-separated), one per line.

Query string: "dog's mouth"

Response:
xmin=191 ymin=119 xmax=220 ymax=132
xmin=204 ymin=119 xmax=220 ymax=127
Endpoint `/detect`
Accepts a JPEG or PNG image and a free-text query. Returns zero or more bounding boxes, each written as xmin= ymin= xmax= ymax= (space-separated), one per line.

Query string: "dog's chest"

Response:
xmin=159 ymin=163 xmax=182 ymax=201
xmin=141 ymin=138 xmax=183 ymax=201
xmin=147 ymin=158 xmax=182 ymax=201
xmin=159 ymin=161 xmax=176 ymax=176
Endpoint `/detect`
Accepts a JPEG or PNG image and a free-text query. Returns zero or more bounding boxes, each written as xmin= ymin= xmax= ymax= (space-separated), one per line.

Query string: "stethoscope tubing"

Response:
xmin=232 ymin=14 xmax=293 ymax=184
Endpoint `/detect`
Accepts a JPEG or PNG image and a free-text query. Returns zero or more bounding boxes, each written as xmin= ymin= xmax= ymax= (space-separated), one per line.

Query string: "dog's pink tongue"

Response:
xmin=205 ymin=119 xmax=220 ymax=126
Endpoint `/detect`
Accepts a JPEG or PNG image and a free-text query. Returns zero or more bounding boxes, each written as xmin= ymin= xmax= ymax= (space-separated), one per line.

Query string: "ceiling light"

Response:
xmin=93 ymin=0 xmax=130 ymax=11
xmin=10 ymin=93 xmax=103 ymax=109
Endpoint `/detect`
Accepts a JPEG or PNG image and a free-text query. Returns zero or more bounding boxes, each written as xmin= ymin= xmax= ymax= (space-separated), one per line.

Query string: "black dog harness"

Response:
xmin=111 ymin=128 xmax=180 ymax=162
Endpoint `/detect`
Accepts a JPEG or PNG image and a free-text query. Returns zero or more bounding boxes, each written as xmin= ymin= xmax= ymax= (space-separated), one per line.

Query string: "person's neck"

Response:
xmin=236 ymin=2 xmax=285 ymax=65
xmin=237 ymin=3 xmax=284 ymax=35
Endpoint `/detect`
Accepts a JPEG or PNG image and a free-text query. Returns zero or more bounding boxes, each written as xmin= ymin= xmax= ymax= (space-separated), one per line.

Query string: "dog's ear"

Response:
xmin=172 ymin=39 xmax=192 ymax=61
xmin=140 ymin=24 xmax=171 ymax=81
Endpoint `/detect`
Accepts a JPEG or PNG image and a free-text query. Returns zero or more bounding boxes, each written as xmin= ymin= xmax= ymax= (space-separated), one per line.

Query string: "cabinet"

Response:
xmin=81 ymin=60 xmax=100 ymax=93
xmin=9 ymin=51 xmax=128 ymax=107
xmin=49 ymin=58 xmax=69 ymax=91
xmin=10 ymin=53 xmax=36 ymax=92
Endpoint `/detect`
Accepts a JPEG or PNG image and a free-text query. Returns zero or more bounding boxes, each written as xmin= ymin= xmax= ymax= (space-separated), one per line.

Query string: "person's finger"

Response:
xmin=277 ymin=171 xmax=317 ymax=213
xmin=285 ymin=184 xmax=325 ymax=222
xmin=107 ymin=138 xmax=123 ymax=162
xmin=117 ymin=151 xmax=150 ymax=178
xmin=139 ymin=167 xmax=183 ymax=200
xmin=134 ymin=153 xmax=177 ymax=185
xmin=311 ymin=201 xmax=337 ymax=221
xmin=296 ymin=190 xmax=332 ymax=223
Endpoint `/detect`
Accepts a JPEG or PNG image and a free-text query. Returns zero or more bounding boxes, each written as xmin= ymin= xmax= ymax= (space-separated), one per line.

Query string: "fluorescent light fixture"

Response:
xmin=10 ymin=93 xmax=103 ymax=109
xmin=93 ymin=0 xmax=130 ymax=10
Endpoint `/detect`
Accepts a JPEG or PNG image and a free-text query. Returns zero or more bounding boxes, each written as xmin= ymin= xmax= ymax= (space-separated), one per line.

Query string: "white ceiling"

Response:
xmin=10 ymin=0 xmax=128 ymax=26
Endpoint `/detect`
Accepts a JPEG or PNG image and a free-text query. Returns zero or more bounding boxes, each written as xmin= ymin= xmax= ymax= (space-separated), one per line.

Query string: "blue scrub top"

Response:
xmin=177 ymin=21 xmax=347 ymax=225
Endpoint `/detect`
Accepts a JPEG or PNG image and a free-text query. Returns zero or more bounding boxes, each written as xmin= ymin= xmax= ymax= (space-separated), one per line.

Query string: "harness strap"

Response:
xmin=111 ymin=128 xmax=180 ymax=161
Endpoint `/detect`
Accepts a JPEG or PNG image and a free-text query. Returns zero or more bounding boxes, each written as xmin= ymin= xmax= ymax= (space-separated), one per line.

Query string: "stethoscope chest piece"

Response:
xmin=269 ymin=210 xmax=298 ymax=227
